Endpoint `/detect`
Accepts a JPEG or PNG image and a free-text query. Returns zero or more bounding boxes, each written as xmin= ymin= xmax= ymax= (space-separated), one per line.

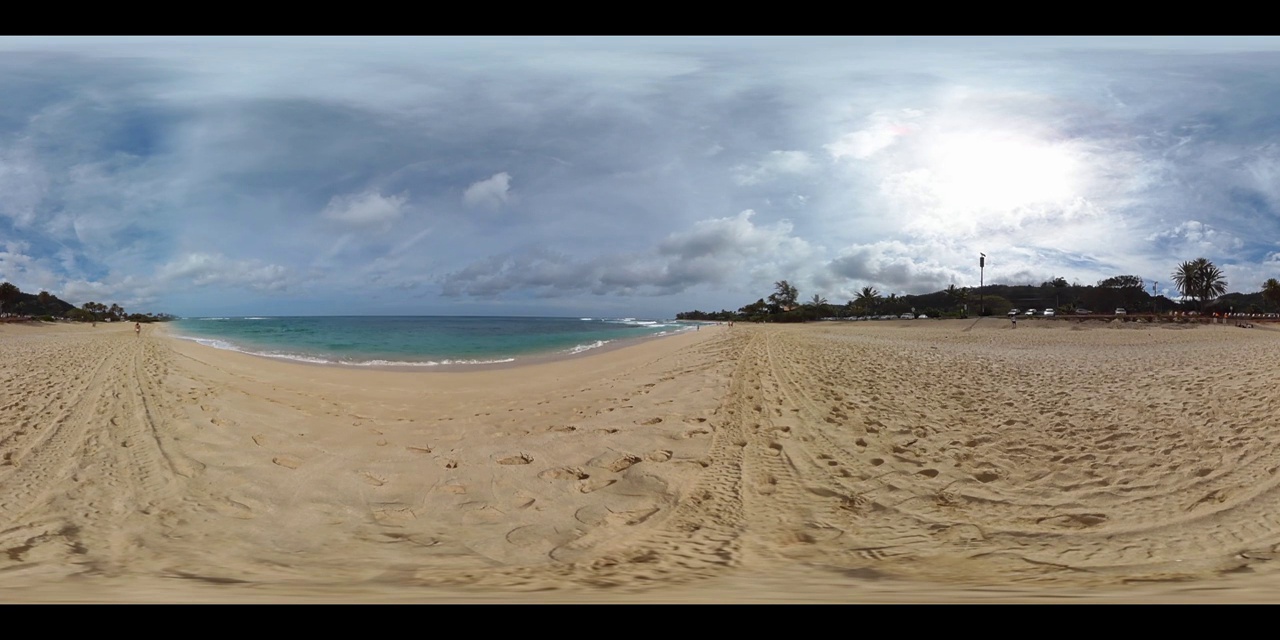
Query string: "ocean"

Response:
xmin=169 ymin=316 xmax=697 ymax=368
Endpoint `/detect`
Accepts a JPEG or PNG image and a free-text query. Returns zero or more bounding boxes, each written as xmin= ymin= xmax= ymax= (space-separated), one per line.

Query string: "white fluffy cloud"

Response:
xmin=1147 ymin=220 xmax=1244 ymax=254
xmin=825 ymin=109 xmax=924 ymax=162
xmin=0 ymin=241 xmax=60 ymax=292
xmin=156 ymin=252 xmax=294 ymax=292
xmin=321 ymin=190 xmax=409 ymax=230
xmin=463 ymin=172 xmax=512 ymax=209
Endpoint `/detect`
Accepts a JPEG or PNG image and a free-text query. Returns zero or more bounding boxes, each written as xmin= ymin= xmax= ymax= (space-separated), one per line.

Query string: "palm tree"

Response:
xmin=1263 ymin=278 xmax=1280 ymax=311
xmin=809 ymin=294 xmax=828 ymax=307
xmin=854 ymin=286 xmax=881 ymax=314
xmin=1172 ymin=258 xmax=1229 ymax=310
xmin=944 ymin=284 xmax=969 ymax=310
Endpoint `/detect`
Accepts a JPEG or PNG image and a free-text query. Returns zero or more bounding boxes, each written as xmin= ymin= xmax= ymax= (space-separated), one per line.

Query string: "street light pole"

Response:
xmin=979 ymin=253 xmax=986 ymax=316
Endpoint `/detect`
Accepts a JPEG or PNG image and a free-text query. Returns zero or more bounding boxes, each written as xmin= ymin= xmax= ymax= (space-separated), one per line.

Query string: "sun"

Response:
xmin=925 ymin=130 xmax=1080 ymax=215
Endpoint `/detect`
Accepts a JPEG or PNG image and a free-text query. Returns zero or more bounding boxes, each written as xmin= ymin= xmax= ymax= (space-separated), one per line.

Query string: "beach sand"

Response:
xmin=3 ymin=317 xmax=1280 ymax=602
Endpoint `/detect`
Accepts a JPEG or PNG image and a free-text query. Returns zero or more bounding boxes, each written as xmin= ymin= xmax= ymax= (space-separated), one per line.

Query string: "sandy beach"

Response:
xmin=4 ymin=317 xmax=1280 ymax=602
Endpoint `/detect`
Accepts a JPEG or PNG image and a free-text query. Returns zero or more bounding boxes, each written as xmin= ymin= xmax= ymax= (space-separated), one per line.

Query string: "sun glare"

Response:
xmin=926 ymin=131 xmax=1079 ymax=214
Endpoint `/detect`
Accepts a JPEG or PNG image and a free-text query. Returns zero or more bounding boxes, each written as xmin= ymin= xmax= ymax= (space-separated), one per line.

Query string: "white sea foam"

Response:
xmin=603 ymin=317 xmax=673 ymax=327
xmin=174 ymin=334 xmax=517 ymax=367
xmin=579 ymin=317 xmax=593 ymax=321
xmin=568 ymin=340 xmax=610 ymax=354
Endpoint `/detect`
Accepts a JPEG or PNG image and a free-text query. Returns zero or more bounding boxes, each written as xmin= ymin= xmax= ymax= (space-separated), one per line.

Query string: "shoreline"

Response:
xmin=158 ymin=322 xmax=711 ymax=373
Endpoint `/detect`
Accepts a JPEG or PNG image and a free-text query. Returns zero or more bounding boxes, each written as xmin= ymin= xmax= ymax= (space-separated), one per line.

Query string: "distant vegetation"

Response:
xmin=678 ymin=259 xmax=1280 ymax=323
xmin=0 ymin=282 xmax=176 ymax=323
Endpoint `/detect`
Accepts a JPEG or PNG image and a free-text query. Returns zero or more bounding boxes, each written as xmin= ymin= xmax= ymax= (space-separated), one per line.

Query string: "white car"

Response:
xmin=1043 ymin=309 xmax=1056 ymax=317
xmin=899 ymin=313 xmax=915 ymax=319
xmin=1025 ymin=309 xmax=1037 ymax=316
xmin=1115 ymin=308 xmax=1127 ymax=315
xmin=1008 ymin=308 xmax=1020 ymax=316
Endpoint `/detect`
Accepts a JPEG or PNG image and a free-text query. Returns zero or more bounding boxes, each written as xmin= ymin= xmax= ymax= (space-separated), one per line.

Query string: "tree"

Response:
xmin=854 ymin=286 xmax=881 ymax=314
xmin=808 ymin=294 xmax=828 ymax=307
xmin=0 ymin=282 xmax=19 ymax=313
xmin=1263 ymin=278 xmax=1280 ymax=310
xmin=1097 ymin=275 xmax=1143 ymax=289
xmin=1172 ymin=258 xmax=1229 ymax=310
xmin=944 ymin=284 xmax=969 ymax=310
xmin=768 ymin=280 xmax=799 ymax=312
xmin=738 ymin=298 xmax=770 ymax=320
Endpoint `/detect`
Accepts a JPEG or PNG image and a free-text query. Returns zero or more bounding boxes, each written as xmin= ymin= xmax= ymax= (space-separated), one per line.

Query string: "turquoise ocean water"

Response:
xmin=170 ymin=316 xmax=696 ymax=367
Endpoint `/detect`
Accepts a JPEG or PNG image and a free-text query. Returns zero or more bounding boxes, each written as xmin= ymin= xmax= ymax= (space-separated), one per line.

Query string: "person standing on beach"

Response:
xmin=1011 ymin=314 xmax=1017 ymax=328
xmin=135 ymin=322 xmax=141 ymax=337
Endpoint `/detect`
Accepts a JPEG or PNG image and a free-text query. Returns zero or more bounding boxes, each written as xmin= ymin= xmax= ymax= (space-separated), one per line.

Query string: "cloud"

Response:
xmin=442 ymin=210 xmax=815 ymax=298
xmin=1146 ymin=220 xmax=1244 ymax=254
xmin=0 ymin=143 xmax=51 ymax=228
xmin=732 ymin=150 xmax=817 ymax=186
xmin=155 ymin=252 xmax=294 ymax=293
xmin=825 ymin=240 xmax=965 ymax=296
xmin=463 ymin=172 xmax=512 ymax=209
xmin=321 ymin=190 xmax=409 ymax=230
xmin=7 ymin=38 xmax=1280 ymax=317
xmin=825 ymin=109 xmax=923 ymax=162
xmin=0 ymin=241 xmax=60 ymax=292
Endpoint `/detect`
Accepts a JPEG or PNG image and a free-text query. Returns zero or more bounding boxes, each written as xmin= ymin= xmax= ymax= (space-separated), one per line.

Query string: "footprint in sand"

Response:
xmin=538 ymin=467 xmax=590 ymax=481
xmin=645 ymin=449 xmax=673 ymax=462
xmin=638 ymin=417 xmax=663 ymax=425
xmin=574 ymin=504 xmax=661 ymax=527
xmin=578 ymin=477 xmax=617 ymax=493
xmin=588 ymin=452 xmax=641 ymax=473
xmin=272 ymin=456 xmax=301 ymax=470
xmin=497 ymin=453 xmax=534 ymax=465
xmin=506 ymin=524 xmax=580 ymax=548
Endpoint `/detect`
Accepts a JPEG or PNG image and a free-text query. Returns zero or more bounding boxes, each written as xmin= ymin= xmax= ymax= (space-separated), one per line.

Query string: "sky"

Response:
xmin=3 ymin=36 xmax=1280 ymax=318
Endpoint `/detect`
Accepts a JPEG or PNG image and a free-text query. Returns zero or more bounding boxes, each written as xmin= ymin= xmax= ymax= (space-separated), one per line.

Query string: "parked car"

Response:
xmin=1076 ymin=308 xmax=1091 ymax=315
xmin=899 ymin=313 xmax=915 ymax=319
xmin=1115 ymin=308 xmax=1127 ymax=315
xmin=1043 ymin=309 xmax=1056 ymax=317
xmin=1025 ymin=309 xmax=1037 ymax=316
xmin=916 ymin=314 xmax=928 ymax=319
xmin=1008 ymin=308 xmax=1020 ymax=316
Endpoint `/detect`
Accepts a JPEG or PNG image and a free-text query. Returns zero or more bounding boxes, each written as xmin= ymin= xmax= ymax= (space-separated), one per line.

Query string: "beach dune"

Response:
xmin=3 ymin=318 xmax=1280 ymax=602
